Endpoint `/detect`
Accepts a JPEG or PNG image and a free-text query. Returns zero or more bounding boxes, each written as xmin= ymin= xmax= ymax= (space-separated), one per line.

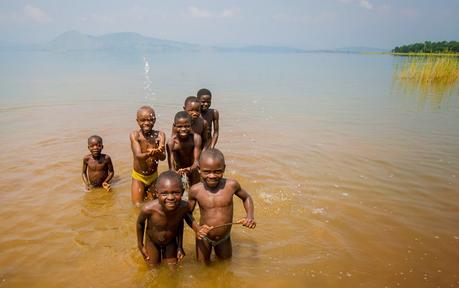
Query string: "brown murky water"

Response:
xmin=0 ymin=52 xmax=458 ymax=287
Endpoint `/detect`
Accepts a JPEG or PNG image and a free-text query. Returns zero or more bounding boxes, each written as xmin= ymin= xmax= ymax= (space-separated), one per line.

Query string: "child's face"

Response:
xmin=184 ymin=101 xmax=201 ymax=119
xmin=156 ymin=178 xmax=183 ymax=211
xmin=136 ymin=109 xmax=156 ymax=134
xmin=88 ymin=138 xmax=103 ymax=157
xmin=199 ymin=156 xmax=225 ymax=188
xmin=174 ymin=117 xmax=192 ymax=139
xmin=198 ymin=95 xmax=211 ymax=112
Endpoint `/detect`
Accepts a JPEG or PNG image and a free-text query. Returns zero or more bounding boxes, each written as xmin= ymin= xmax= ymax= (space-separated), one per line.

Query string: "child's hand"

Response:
xmin=196 ymin=224 xmax=213 ymax=240
xmin=102 ymin=182 xmax=111 ymax=191
xmin=177 ymin=168 xmax=189 ymax=175
xmin=177 ymin=247 xmax=186 ymax=261
xmin=138 ymin=245 xmax=149 ymax=261
xmin=237 ymin=218 xmax=256 ymax=229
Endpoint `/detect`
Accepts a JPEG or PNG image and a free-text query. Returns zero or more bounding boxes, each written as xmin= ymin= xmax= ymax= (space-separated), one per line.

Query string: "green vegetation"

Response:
xmin=392 ymin=41 xmax=459 ymax=54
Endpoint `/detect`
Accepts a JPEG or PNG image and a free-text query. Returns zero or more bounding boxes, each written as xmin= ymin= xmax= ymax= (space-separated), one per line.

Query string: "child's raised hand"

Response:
xmin=177 ymin=247 xmax=186 ymax=261
xmin=102 ymin=182 xmax=111 ymax=191
xmin=237 ymin=218 xmax=256 ymax=229
xmin=196 ymin=224 xmax=213 ymax=240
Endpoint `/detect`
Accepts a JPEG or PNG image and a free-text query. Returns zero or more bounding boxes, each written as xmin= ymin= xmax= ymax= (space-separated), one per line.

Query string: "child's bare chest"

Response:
xmin=139 ymin=132 xmax=159 ymax=152
xmin=87 ymin=157 xmax=106 ymax=171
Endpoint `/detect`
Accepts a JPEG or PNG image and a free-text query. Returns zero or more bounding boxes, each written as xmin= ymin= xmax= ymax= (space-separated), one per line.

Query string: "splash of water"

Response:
xmin=143 ymin=56 xmax=156 ymax=101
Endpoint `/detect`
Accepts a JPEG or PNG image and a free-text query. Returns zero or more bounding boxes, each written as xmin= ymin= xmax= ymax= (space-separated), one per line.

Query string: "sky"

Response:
xmin=0 ymin=0 xmax=458 ymax=49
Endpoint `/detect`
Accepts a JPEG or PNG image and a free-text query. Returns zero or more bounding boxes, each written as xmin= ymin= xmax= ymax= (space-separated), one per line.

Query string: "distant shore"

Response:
xmin=363 ymin=52 xmax=459 ymax=57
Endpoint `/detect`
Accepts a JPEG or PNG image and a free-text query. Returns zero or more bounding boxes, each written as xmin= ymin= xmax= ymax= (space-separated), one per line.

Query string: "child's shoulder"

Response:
xmin=141 ymin=199 xmax=160 ymax=213
xmin=224 ymin=178 xmax=241 ymax=191
xmin=189 ymin=181 xmax=205 ymax=195
xmin=130 ymin=129 xmax=140 ymax=140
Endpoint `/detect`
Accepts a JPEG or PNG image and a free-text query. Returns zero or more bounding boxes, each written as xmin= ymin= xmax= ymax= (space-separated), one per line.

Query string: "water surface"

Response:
xmin=0 ymin=51 xmax=458 ymax=287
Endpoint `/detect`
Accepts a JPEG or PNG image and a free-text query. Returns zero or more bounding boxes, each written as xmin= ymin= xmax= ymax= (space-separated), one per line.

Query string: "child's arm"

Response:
xmin=234 ymin=181 xmax=256 ymax=229
xmin=166 ymin=140 xmax=175 ymax=171
xmin=136 ymin=207 xmax=151 ymax=260
xmin=102 ymin=155 xmax=114 ymax=191
xmin=176 ymin=219 xmax=185 ymax=261
xmin=210 ymin=109 xmax=219 ymax=148
xmin=190 ymin=133 xmax=202 ymax=171
xmin=156 ymin=131 xmax=166 ymax=161
xmin=81 ymin=156 xmax=90 ymax=190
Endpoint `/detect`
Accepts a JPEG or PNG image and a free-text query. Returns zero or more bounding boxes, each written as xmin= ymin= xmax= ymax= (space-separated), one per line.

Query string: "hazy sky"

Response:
xmin=1 ymin=0 xmax=458 ymax=49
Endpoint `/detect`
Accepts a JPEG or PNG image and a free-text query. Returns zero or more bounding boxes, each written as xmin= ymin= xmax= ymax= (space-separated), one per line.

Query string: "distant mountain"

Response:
xmin=1 ymin=31 xmax=388 ymax=54
xmin=46 ymin=31 xmax=308 ymax=53
xmin=46 ymin=30 xmax=202 ymax=52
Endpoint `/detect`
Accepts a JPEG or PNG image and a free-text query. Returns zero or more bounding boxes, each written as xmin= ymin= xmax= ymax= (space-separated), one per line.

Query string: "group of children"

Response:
xmin=81 ymin=88 xmax=256 ymax=266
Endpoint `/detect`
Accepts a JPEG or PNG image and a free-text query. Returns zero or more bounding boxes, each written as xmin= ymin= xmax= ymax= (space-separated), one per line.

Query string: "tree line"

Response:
xmin=392 ymin=41 xmax=459 ymax=54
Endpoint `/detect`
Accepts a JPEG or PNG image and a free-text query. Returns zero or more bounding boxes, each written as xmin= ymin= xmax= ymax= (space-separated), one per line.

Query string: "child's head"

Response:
xmin=136 ymin=106 xmax=156 ymax=134
xmin=183 ymin=96 xmax=201 ymax=119
xmin=198 ymin=148 xmax=226 ymax=188
xmin=197 ymin=88 xmax=212 ymax=112
xmin=155 ymin=171 xmax=184 ymax=211
xmin=173 ymin=111 xmax=192 ymax=139
xmin=87 ymin=135 xmax=103 ymax=157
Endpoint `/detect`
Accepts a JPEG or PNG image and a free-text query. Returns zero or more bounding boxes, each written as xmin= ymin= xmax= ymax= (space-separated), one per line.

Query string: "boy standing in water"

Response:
xmin=130 ymin=106 xmax=166 ymax=205
xmin=197 ymin=88 xmax=219 ymax=149
xmin=183 ymin=96 xmax=208 ymax=149
xmin=188 ymin=148 xmax=256 ymax=263
xmin=82 ymin=135 xmax=114 ymax=191
xmin=167 ymin=111 xmax=202 ymax=186
xmin=136 ymin=171 xmax=192 ymax=266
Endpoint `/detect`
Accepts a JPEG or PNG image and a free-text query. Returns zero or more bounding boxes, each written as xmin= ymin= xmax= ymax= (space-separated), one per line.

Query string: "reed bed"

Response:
xmin=396 ymin=56 xmax=459 ymax=85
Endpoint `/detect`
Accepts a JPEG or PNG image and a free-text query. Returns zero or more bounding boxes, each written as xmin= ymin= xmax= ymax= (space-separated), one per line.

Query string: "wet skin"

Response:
xmin=188 ymin=154 xmax=256 ymax=263
xmin=183 ymin=101 xmax=208 ymax=149
xmin=82 ymin=138 xmax=114 ymax=191
xmin=198 ymin=94 xmax=220 ymax=149
xmin=130 ymin=107 xmax=166 ymax=205
xmin=136 ymin=178 xmax=189 ymax=266
xmin=167 ymin=117 xmax=202 ymax=186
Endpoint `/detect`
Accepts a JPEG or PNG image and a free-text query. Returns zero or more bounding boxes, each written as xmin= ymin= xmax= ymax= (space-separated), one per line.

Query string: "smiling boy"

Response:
xmin=167 ymin=111 xmax=202 ymax=187
xmin=136 ymin=171 xmax=189 ymax=266
xmin=82 ymin=135 xmax=114 ymax=191
xmin=183 ymin=96 xmax=208 ymax=149
xmin=197 ymin=88 xmax=219 ymax=149
xmin=188 ymin=148 xmax=256 ymax=263
xmin=130 ymin=106 xmax=166 ymax=205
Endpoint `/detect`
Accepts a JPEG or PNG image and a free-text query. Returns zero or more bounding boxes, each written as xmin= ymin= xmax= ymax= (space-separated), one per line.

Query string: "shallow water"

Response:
xmin=0 ymin=51 xmax=458 ymax=287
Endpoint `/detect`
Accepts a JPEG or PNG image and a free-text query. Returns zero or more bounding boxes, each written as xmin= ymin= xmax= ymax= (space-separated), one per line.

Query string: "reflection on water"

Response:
xmin=392 ymin=56 xmax=459 ymax=111
xmin=1 ymin=51 xmax=459 ymax=287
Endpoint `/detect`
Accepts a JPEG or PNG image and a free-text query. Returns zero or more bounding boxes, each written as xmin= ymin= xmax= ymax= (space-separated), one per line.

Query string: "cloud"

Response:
xmin=188 ymin=6 xmax=240 ymax=19
xmin=337 ymin=0 xmax=373 ymax=10
xmin=358 ymin=0 xmax=373 ymax=10
xmin=0 ymin=4 xmax=51 ymax=23
xmin=273 ymin=12 xmax=337 ymax=24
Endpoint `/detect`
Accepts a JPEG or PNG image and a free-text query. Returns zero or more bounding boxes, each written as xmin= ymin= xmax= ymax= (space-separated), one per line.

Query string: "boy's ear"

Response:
xmin=101 ymin=145 xmax=104 ymax=150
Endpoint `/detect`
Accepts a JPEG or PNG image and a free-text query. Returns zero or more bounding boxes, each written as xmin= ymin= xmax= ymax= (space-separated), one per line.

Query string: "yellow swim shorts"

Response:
xmin=131 ymin=170 xmax=158 ymax=186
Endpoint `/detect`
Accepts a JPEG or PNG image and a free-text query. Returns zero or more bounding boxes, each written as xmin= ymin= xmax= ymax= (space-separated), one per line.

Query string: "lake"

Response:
xmin=0 ymin=50 xmax=458 ymax=287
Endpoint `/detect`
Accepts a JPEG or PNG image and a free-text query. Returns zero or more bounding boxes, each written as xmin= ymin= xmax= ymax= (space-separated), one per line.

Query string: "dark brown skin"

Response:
xmin=198 ymin=94 xmax=220 ymax=149
xmin=183 ymin=101 xmax=208 ymax=150
xmin=136 ymin=178 xmax=189 ymax=266
xmin=82 ymin=138 xmax=114 ymax=191
xmin=167 ymin=117 xmax=202 ymax=186
xmin=188 ymin=154 xmax=256 ymax=263
xmin=130 ymin=107 xmax=166 ymax=205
